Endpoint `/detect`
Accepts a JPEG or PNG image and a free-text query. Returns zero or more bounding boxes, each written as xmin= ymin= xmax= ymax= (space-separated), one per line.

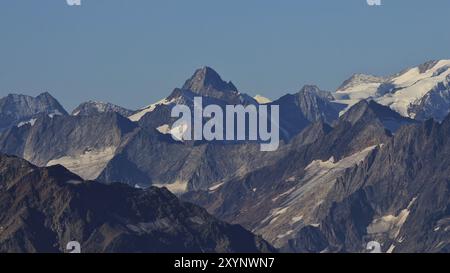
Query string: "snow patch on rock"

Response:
xmin=129 ymin=98 xmax=174 ymax=121
xmin=46 ymin=146 xmax=117 ymax=180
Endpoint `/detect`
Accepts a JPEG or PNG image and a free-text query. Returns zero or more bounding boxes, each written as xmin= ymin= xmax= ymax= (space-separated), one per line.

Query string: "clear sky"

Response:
xmin=1 ymin=0 xmax=449 ymax=111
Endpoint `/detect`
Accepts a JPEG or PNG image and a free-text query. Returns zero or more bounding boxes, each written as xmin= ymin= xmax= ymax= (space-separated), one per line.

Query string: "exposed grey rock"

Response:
xmin=292 ymin=85 xmax=344 ymax=123
xmin=418 ymin=60 xmax=440 ymax=73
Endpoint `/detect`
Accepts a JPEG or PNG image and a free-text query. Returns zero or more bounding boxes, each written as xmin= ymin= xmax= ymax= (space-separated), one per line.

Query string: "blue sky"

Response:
xmin=0 ymin=0 xmax=449 ymax=111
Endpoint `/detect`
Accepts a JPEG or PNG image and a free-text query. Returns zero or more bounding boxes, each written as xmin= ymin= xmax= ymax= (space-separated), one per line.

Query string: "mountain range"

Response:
xmin=0 ymin=59 xmax=449 ymax=253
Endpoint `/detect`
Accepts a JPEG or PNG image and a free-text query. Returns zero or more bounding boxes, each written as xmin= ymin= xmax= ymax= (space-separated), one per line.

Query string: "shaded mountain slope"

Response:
xmin=0 ymin=154 xmax=275 ymax=253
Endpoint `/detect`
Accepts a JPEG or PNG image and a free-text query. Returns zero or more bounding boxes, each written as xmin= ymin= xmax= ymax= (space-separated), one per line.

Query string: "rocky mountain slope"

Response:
xmin=0 ymin=153 xmax=274 ymax=253
xmin=285 ymin=113 xmax=450 ymax=253
xmin=182 ymin=100 xmax=418 ymax=251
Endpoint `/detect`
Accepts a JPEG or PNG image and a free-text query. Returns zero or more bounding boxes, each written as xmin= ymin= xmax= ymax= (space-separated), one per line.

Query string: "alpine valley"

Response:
xmin=1 ymin=60 xmax=450 ymax=253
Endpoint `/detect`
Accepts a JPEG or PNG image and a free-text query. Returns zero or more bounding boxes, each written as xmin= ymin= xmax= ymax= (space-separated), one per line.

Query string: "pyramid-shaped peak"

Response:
xmin=297 ymin=85 xmax=334 ymax=101
xmin=182 ymin=66 xmax=238 ymax=93
xmin=298 ymin=85 xmax=330 ymax=96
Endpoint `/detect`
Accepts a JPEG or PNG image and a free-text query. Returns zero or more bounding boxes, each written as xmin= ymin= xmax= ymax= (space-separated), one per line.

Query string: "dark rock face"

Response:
xmin=0 ymin=92 xmax=68 ymax=131
xmin=269 ymin=85 xmax=344 ymax=140
xmin=72 ymin=101 xmax=135 ymax=117
xmin=0 ymin=154 xmax=275 ymax=253
xmin=183 ymin=66 xmax=238 ymax=94
xmin=180 ymin=66 xmax=254 ymax=105
xmin=296 ymin=85 xmax=346 ymax=124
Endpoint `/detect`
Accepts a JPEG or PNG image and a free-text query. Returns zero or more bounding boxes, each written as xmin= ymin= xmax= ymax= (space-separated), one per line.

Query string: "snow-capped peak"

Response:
xmin=72 ymin=101 xmax=134 ymax=117
xmin=337 ymin=73 xmax=386 ymax=93
xmin=334 ymin=59 xmax=450 ymax=120
xmin=377 ymin=59 xmax=450 ymax=117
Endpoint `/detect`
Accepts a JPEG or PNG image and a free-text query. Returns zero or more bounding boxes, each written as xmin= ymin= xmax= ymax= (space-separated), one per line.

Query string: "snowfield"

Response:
xmin=335 ymin=60 xmax=450 ymax=119
xmin=46 ymin=146 xmax=117 ymax=180
xmin=128 ymin=98 xmax=175 ymax=121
